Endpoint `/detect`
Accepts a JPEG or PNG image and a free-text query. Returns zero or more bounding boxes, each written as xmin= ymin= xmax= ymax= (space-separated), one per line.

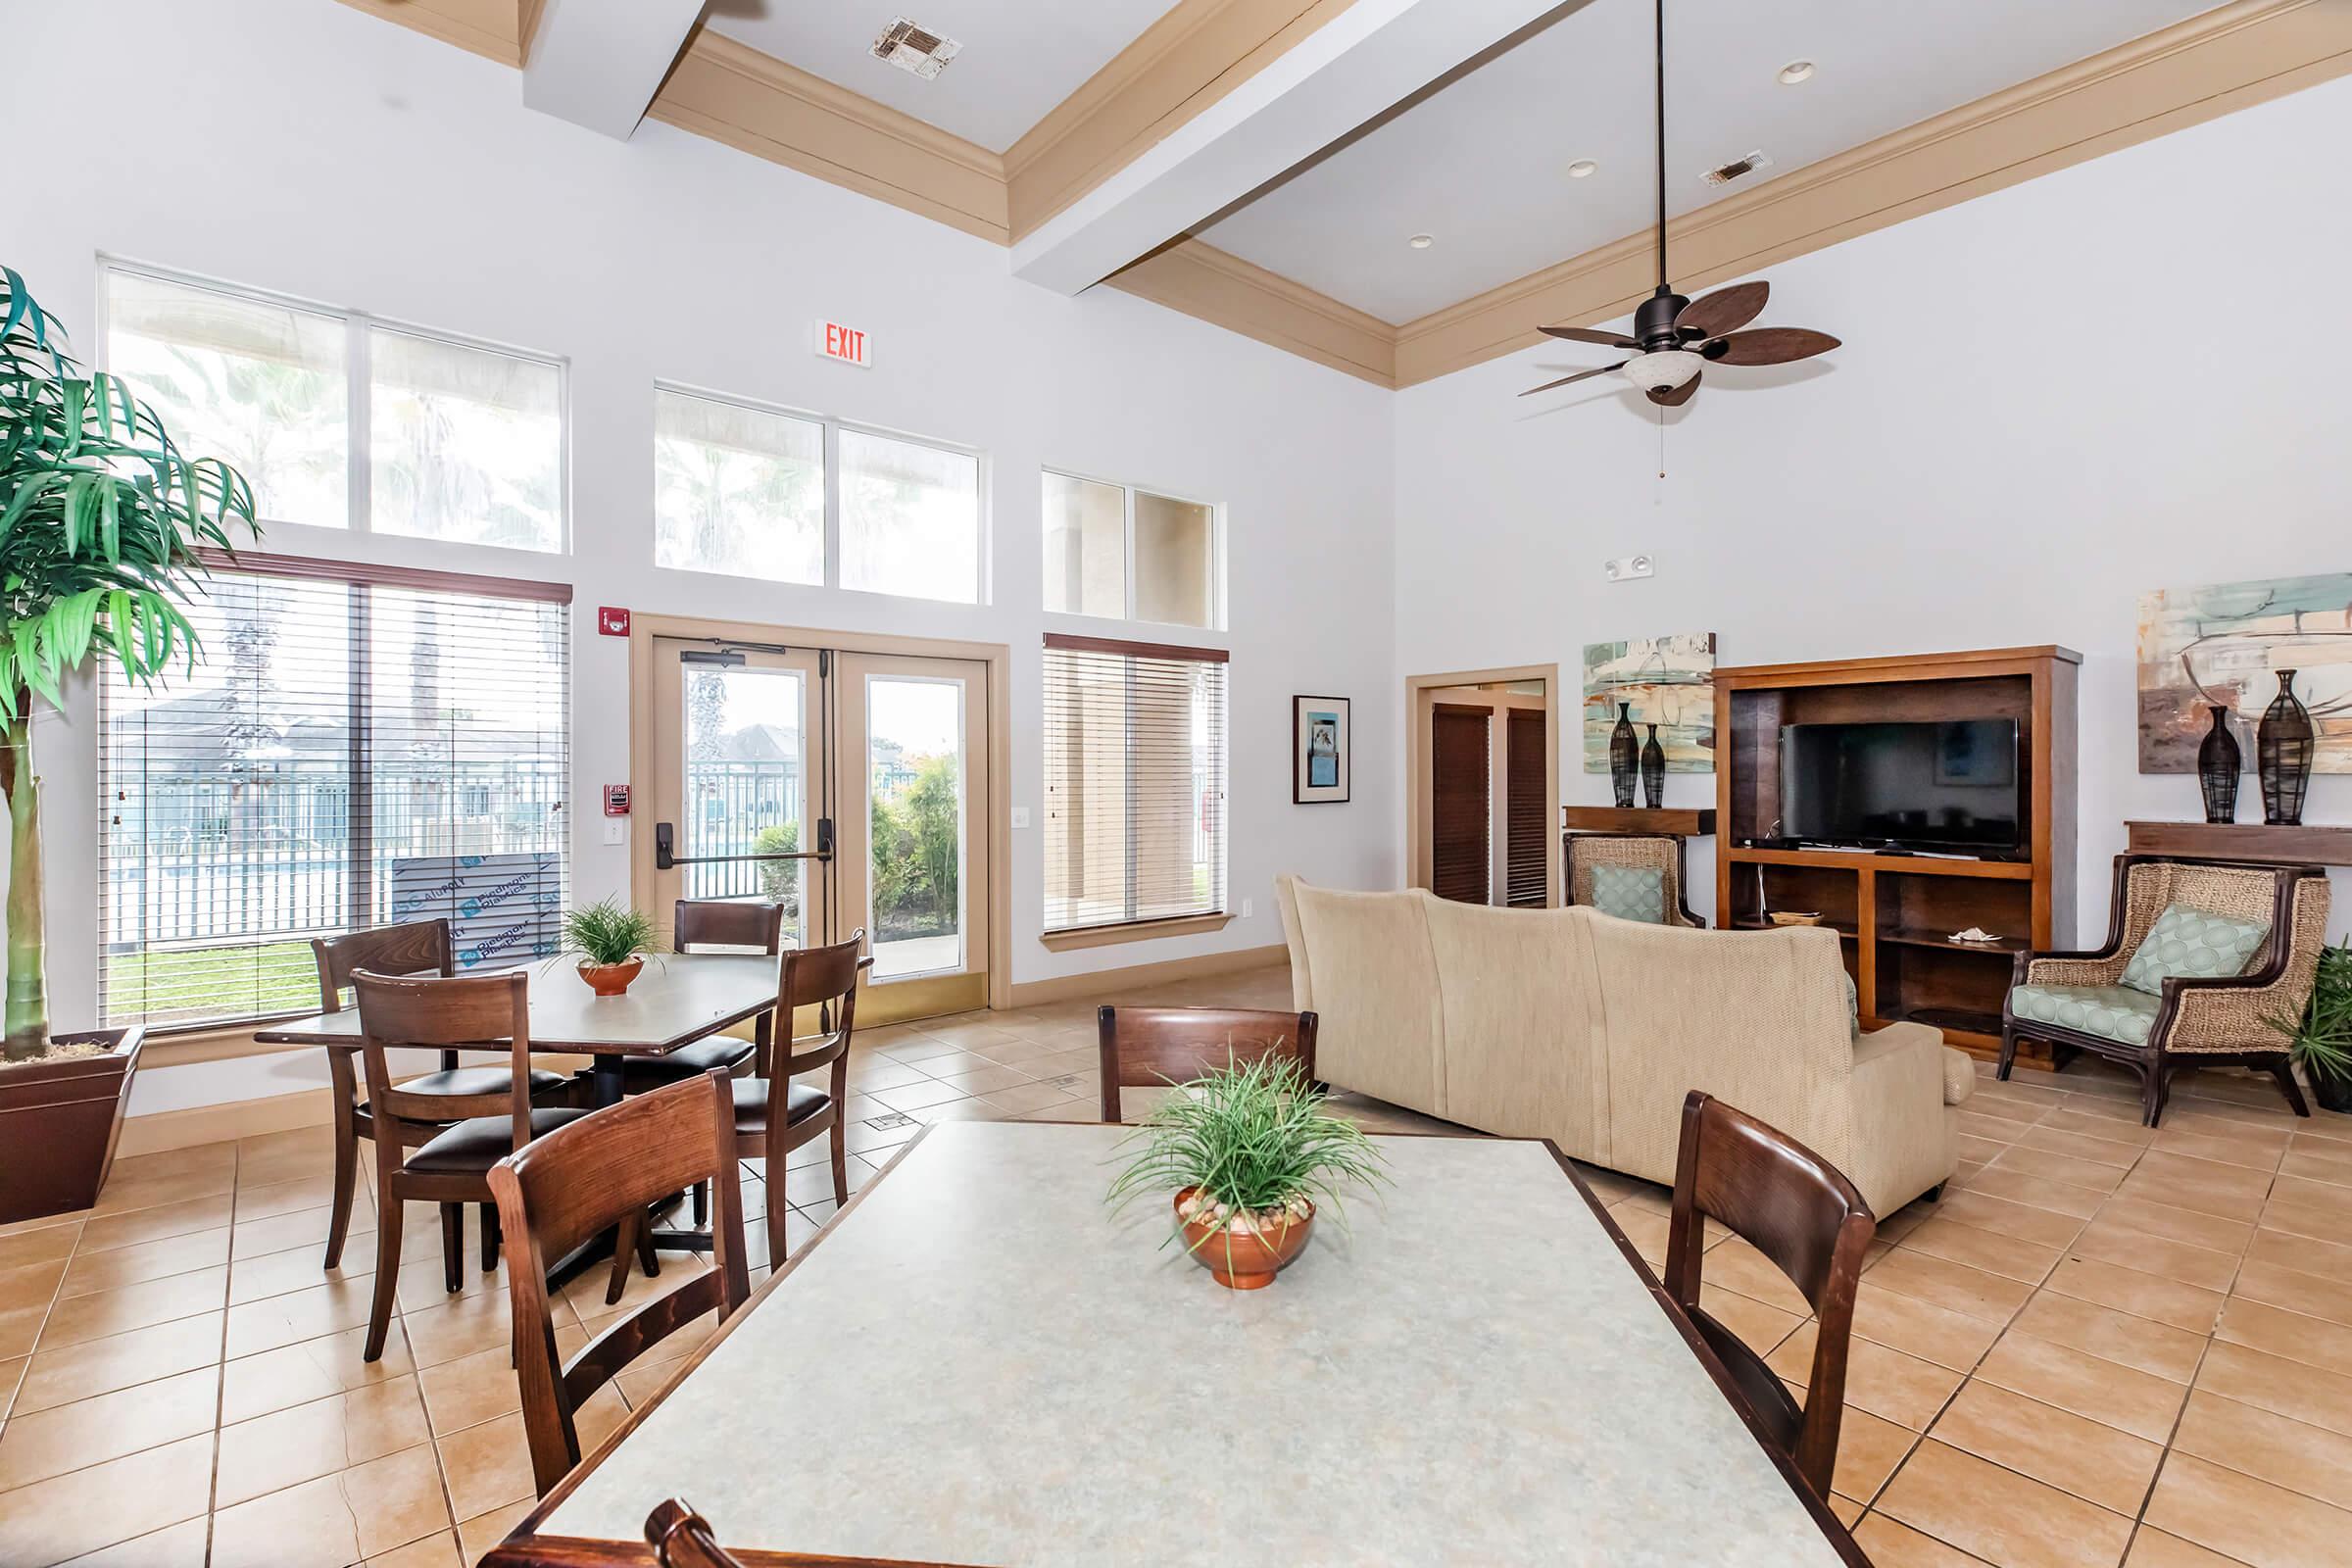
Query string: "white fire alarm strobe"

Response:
xmin=814 ymin=320 xmax=872 ymax=368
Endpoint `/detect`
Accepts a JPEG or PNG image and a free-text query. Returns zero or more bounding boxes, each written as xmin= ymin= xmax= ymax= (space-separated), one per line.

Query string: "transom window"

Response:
xmin=102 ymin=262 xmax=566 ymax=552
xmin=655 ymin=384 xmax=984 ymax=605
xmin=1042 ymin=471 xmax=1220 ymax=628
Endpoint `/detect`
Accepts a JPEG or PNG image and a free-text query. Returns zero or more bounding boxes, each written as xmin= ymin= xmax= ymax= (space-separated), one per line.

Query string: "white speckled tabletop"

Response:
xmin=539 ymin=1121 xmax=1847 ymax=1566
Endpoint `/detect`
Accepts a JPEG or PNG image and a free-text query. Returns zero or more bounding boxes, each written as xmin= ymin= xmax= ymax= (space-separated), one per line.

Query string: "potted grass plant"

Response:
xmin=1105 ymin=1054 xmax=1389 ymax=1291
xmin=560 ymin=898 xmax=662 ymax=997
xmin=2272 ymin=937 xmax=2352 ymax=1116
xmin=0 ymin=266 xmax=258 ymax=1224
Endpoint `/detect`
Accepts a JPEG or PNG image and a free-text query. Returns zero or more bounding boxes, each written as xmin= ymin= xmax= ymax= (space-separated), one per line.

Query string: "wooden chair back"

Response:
xmin=772 ymin=931 xmax=868 ymax=1079
xmin=352 ymin=969 xmax=535 ymax=1156
xmin=1095 ymin=1006 xmax=1318 ymax=1124
xmin=646 ymin=1500 xmax=747 ymax=1568
xmin=1664 ymin=1090 xmax=1875 ymax=1498
xmin=672 ymin=901 xmax=787 ymax=955
xmin=490 ymin=1071 xmax=752 ymax=1497
xmin=314 ymin=919 xmax=455 ymax=1010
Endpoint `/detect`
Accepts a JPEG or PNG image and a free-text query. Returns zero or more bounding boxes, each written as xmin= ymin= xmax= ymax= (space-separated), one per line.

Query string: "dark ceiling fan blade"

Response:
xmin=1674 ymin=281 xmax=1769 ymax=340
xmin=1541 ymin=325 xmax=1640 ymax=349
xmin=1707 ymin=327 xmax=1840 ymax=366
xmin=1519 ymin=363 xmax=1628 ymax=397
xmin=1645 ymin=372 xmax=1700 ymax=408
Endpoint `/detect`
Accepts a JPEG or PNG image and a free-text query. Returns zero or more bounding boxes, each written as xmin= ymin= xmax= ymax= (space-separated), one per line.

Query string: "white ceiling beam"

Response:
xmin=1009 ymin=0 xmax=1578 ymax=297
xmin=521 ymin=0 xmax=708 ymax=142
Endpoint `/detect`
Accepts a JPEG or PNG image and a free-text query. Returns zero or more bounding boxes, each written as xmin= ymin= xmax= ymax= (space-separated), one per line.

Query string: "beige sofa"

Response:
xmin=1275 ymin=877 xmax=1975 ymax=1216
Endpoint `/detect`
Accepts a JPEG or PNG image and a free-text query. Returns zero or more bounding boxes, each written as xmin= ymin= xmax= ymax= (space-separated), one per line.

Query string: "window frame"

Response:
xmin=96 ymin=549 xmax=575 ymax=1035
xmin=1040 ymin=466 xmax=1224 ymax=632
xmin=96 ymin=256 xmax=572 ymax=555
xmin=655 ymin=378 xmax=990 ymax=605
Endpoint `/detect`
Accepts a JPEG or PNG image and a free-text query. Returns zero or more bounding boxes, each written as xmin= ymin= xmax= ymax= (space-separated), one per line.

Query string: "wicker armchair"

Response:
xmin=1563 ymin=832 xmax=1705 ymax=928
xmin=2000 ymin=855 xmax=2330 ymax=1125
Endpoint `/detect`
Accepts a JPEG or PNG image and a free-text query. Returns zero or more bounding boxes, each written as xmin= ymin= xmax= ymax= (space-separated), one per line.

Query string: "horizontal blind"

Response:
xmin=1042 ymin=637 xmax=1228 ymax=934
xmin=99 ymin=563 xmax=570 ymax=1029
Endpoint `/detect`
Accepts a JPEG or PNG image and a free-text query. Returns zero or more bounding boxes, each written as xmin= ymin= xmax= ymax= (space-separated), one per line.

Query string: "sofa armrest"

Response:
xmin=1842 ymin=1023 xmax=1964 ymax=1213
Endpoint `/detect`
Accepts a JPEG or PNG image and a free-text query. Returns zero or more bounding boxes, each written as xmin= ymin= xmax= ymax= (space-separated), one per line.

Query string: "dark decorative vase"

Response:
xmin=1641 ymin=724 xmax=1666 ymax=808
xmin=2196 ymin=704 xmax=2240 ymax=824
xmin=1609 ymin=704 xmax=1638 ymax=808
xmin=2258 ymin=670 xmax=2314 ymax=826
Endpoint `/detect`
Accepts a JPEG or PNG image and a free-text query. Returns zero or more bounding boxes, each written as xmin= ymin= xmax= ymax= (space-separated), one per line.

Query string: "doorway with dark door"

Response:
xmin=1406 ymin=666 xmax=1560 ymax=908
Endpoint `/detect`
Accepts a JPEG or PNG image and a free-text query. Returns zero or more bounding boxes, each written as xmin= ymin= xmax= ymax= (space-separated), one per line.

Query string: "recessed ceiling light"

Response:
xmin=1567 ymin=159 xmax=1599 ymax=179
xmin=1778 ymin=60 xmax=1815 ymax=85
xmin=1408 ymin=233 xmax=1435 ymax=250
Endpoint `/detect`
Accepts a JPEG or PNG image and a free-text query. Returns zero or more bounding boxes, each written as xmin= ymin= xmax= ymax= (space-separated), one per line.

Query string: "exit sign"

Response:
xmin=814 ymin=320 xmax=872 ymax=368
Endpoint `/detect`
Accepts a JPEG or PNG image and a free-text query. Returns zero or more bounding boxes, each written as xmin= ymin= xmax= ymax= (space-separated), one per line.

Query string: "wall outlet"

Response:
xmin=1604 ymin=554 xmax=1656 ymax=582
xmin=1009 ymin=806 xmax=1032 ymax=829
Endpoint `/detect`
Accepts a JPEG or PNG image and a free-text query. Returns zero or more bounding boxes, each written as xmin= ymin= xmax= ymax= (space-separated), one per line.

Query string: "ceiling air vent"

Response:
xmin=872 ymin=18 xmax=962 ymax=80
xmin=1701 ymin=149 xmax=1776 ymax=186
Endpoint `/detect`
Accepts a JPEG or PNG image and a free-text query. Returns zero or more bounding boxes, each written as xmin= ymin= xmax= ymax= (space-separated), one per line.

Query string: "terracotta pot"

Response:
xmin=578 ymin=956 xmax=645 ymax=997
xmin=0 ymin=1027 xmax=145 ymax=1226
xmin=1173 ymin=1187 xmax=1314 ymax=1291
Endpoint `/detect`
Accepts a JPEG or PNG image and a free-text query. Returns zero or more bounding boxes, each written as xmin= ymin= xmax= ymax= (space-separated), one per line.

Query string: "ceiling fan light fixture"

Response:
xmin=1778 ymin=60 xmax=1815 ymax=85
xmin=1620 ymin=350 xmax=1704 ymax=394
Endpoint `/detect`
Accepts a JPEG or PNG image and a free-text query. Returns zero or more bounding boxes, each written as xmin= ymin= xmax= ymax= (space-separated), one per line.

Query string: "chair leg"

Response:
xmin=1922 ymin=1183 xmax=1944 ymax=1203
xmin=692 ymin=1182 xmax=709 ymax=1228
xmin=365 ymin=1187 xmax=403 ymax=1363
xmin=2141 ymin=1065 xmax=2167 ymax=1127
xmin=1995 ymin=1026 xmax=2020 ymax=1082
xmin=480 ymin=1201 xmax=500 ymax=1271
xmin=607 ymin=1211 xmax=640 ymax=1306
xmin=324 ymin=1108 xmax=359 ymax=1270
xmin=2271 ymin=1057 xmax=2313 ymax=1118
xmin=830 ymin=1116 xmax=849 ymax=1207
xmin=439 ymin=1203 xmax=463 ymax=1294
xmin=765 ymin=1170 xmax=790 ymax=1271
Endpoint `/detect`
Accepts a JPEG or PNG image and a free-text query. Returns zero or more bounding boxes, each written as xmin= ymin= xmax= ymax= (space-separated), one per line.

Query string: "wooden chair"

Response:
xmin=727 ymin=931 xmax=867 ymax=1271
xmin=1096 ymin=1006 xmax=1318 ymax=1124
xmin=1663 ymin=1090 xmax=1875 ymax=1500
xmin=490 ymin=1071 xmax=753 ymax=1498
xmin=1565 ymin=832 xmax=1705 ymax=926
xmin=313 ymin=919 xmax=573 ymax=1272
xmin=617 ymin=902 xmax=784 ymax=1093
xmin=646 ymin=1500 xmax=747 ymax=1568
xmin=354 ymin=968 xmax=593 ymax=1362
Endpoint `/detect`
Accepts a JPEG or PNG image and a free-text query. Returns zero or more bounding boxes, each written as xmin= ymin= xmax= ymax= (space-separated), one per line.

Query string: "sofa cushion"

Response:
xmin=1590 ymin=865 xmax=1667 ymax=923
xmin=2009 ymin=983 xmax=2162 ymax=1046
xmin=1939 ymin=1047 xmax=1976 ymax=1106
xmin=2119 ymin=903 xmax=2269 ymax=995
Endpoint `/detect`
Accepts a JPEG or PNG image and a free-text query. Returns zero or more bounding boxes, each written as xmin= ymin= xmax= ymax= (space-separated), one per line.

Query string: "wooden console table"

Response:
xmin=1562 ymin=807 xmax=1716 ymax=836
xmin=2126 ymin=821 xmax=2352 ymax=867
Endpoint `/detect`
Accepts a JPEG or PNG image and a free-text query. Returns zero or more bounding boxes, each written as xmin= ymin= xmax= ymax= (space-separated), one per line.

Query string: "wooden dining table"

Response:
xmin=483 ymin=1120 xmax=1867 ymax=1567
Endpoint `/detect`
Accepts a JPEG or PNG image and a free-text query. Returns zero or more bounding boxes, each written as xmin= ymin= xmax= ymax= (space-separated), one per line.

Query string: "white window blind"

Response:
xmin=1042 ymin=635 xmax=1227 ymax=934
xmin=99 ymin=556 xmax=571 ymax=1029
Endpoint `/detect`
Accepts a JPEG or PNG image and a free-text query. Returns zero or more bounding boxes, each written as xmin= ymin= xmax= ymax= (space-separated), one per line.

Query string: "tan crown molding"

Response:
xmin=1392 ymin=0 xmax=2352 ymax=386
xmin=515 ymin=0 xmax=547 ymax=66
xmin=1004 ymin=0 xmax=1360 ymax=243
xmin=333 ymin=0 xmax=526 ymax=67
xmin=647 ymin=29 xmax=1012 ymax=244
xmin=1106 ymin=240 xmax=1396 ymax=385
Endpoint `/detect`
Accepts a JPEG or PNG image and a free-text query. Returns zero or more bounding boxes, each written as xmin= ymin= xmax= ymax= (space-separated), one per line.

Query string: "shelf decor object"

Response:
xmin=2197 ymin=704 xmax=2240 ymax=823
xmin=1609 ymin=703 xmax=1638 ymax=808
xmin=2259 ymin=670 xmax=2314 ymax=826
xmin=1641 ymin=724 xmax=1666 ymax=808
xmin=1716 ymin=645 xmax=2081 ymax=1065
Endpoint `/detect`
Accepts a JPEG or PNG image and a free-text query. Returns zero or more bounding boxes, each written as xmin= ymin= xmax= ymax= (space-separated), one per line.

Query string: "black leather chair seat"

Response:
xmin=407 ymin=1106 xmax=594 ymax=1174
xmin=400 ymin=1065 xmax=570 ymax=1101
xmin=619 ymin=1034 xmax=759 ymax=1093
xmin=729 ymin=1077 xmax=830 ymax=1131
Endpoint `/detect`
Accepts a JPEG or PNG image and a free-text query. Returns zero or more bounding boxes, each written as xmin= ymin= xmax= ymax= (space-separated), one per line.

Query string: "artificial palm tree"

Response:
xmin=0 ymin=265 xmax=260 ymax=1061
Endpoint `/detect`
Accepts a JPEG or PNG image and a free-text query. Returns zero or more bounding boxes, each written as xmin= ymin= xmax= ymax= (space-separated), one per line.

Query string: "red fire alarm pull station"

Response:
xmin=605 ymin=784 xmax=631 ymax=817
xmin=598 ymin=607 xmax=631 ymax=637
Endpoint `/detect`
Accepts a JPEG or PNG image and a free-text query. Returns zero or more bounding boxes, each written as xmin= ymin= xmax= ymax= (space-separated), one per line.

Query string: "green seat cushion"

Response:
xmin=2119 ymin=903 xmax=2270 ymax=996
xmin=2008 ymin=983 xmax=2162 ymax=1046
xmin=1591 ymin=864 xmax=1667 ymax=923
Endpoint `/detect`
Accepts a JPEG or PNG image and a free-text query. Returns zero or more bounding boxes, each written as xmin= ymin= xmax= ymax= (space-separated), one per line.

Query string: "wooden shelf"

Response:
xmin=1725 ymin=846 xmax=2034 ymax=880
xmin=2126 ymin=820 xmax=2352 ymax=868
xmin=1731 ymin=918 xmax=1858 ymax=942
xmin=1562 ymin=807 xmax=1716 ymax=837
xmin=1878 ymin=927 xmax=2028 ymax=956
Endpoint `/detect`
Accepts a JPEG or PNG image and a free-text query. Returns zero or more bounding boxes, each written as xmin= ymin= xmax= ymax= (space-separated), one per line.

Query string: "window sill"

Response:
xmin=1039 ymin=912 xmax=1234 ymax=952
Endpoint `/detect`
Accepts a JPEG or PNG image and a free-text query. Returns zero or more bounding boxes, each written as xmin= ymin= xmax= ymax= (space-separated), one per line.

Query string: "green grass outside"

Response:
xmin=104 ymin=939 xmax=319 ymax=1024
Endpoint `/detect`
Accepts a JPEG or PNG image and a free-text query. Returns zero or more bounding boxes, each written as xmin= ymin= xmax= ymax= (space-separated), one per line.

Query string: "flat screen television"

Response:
xmin=1778 ymin=719 xmax=2022 ymax=854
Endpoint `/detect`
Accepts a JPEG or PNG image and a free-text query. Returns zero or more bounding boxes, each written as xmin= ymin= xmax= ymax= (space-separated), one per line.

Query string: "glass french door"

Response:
xmin=647 ymin=636 xmax=989 ymax=1025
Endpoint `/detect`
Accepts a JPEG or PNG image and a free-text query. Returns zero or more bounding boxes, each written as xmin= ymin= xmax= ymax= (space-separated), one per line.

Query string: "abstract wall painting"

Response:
xmin=1581 ymin=633 xmax=1716 ymax=774
xmin=2136 ymin=573 xmax=2352 ymax=773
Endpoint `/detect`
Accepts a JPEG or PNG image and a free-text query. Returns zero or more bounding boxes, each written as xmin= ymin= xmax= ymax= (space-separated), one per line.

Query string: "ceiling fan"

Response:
xmin=1522 ymin=0 xmax=1838 ymax=408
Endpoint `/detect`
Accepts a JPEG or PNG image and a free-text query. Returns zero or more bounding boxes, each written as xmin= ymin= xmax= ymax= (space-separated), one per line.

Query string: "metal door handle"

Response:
xmin=654 ymin=821 xmax=832 ymax=871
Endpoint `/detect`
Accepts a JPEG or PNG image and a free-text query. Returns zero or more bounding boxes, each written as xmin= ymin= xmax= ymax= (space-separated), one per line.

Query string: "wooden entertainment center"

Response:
xmin=1714 ymin=646 xmax=2080 ymax=1063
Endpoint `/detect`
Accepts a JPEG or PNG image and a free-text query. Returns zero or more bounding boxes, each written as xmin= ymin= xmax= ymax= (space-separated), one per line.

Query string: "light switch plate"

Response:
xmin=601 ymin=819 xmax=626 ymax=846
xmin=1241 ymin=897 xmax=1254 ymax=919
xmin=1009 ymin=807 xmax=1032 ymax=829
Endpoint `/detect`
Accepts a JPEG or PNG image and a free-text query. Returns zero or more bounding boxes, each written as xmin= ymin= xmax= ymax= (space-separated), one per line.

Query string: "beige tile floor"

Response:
xmin=1 ymin=964 xmax=2347 ymax=1568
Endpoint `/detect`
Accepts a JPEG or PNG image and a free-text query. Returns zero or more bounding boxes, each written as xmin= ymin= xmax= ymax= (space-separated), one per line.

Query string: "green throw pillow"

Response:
xmin=2119 ymin=902 xmax=2270 ymax=996
xmin=1591 ymin=864 xmax=1667 ymax=923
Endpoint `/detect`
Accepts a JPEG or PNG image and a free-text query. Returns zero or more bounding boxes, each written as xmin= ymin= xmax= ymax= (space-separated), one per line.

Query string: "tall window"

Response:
xmin=104 ymin=263 xmax=566 ymax=551
xmin=1042 ymin=471 xmax=1219 ymax=628
xmin=99 ymin=560 xmax=570 ymax=1029
xmin=1042 ymin=635 xmax=1227 ymax=934
xmin=654 ymin=383 xmax=982 ymax=604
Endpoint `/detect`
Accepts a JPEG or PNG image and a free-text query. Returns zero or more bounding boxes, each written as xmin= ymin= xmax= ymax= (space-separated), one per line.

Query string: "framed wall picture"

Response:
xmin=1293 ymin=696 xmax=1351 ymax=804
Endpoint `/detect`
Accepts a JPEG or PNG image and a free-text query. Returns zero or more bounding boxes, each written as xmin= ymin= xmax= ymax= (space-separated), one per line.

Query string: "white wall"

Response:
xmin=1394 ymin=73 xmax=2351 ymax=943
xmin=6 ymin=0 xmax=1398 ymax=1112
